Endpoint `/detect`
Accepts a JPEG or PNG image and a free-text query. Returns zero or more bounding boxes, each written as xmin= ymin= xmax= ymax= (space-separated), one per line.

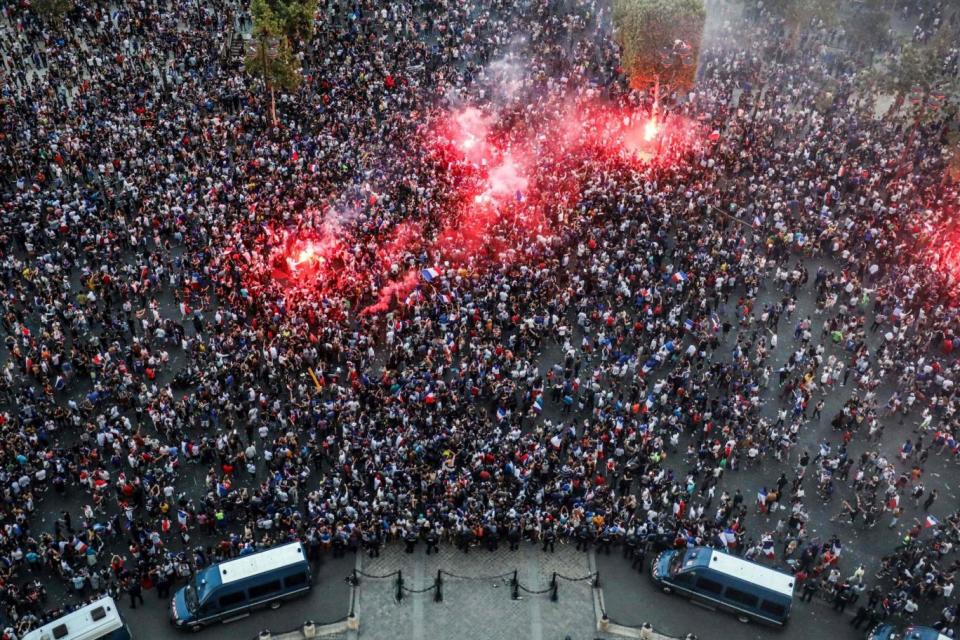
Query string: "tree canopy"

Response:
xmin=762 ymin=0 xmax=836 ymax=38
xmin=842 ymin=0 xmax=891 ymax=55
xmin=245 ymin=0 xmax=311 ymax=124
xmin=31 ymin=0 xmax=72 ymax=26
xmin=612 ymin=0 xmax=706 ymax=92
xmin=260 ymin=0 xmax=318 ymax=45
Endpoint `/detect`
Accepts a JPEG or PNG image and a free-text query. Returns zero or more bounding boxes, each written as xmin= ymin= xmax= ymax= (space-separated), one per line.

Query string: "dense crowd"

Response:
xmin=0 ymin=0 xmax=959 ymax=637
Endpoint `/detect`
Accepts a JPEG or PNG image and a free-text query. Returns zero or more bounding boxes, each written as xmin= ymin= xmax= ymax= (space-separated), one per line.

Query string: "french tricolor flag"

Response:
xmin=533 ymin=396 xmax=543 ymax=414
xmin=925 ymin=515 xmax=940 ymax=528
xmin=422 ymin=268 xmax=441 ymax=282
xmin=720 ymin=529 xmax=737 ymax=547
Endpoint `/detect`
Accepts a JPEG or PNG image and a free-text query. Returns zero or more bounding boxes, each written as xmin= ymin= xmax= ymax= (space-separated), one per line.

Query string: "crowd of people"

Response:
xmin=0 ymin=0 xmax=959 ymax=637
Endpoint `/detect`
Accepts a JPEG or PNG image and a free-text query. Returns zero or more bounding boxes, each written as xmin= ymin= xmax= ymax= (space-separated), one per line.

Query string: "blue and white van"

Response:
xmin=171 ymin=542 xmax=312 ymax=630
xmin=23 ymin=596 xmax=132 ymax=640
xmin=651 ymin=546 xmax=794 ymax=625
xmin=868 ymin=624 xmax=952 ymax=640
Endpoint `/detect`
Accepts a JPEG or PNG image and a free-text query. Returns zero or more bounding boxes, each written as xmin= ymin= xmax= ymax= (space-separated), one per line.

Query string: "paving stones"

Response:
xmin=356 ymin=543 xmax=604 ymax=640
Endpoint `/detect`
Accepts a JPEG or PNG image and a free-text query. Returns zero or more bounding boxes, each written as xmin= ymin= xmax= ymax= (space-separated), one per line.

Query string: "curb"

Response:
xmin=588 ymin=551 xmax=684 ymax=640
xmin=258 ymin=620 xmax=352 ymax=640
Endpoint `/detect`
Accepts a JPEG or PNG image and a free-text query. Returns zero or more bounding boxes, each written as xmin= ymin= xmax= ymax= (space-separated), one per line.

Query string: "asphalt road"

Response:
xmin=597 ymin=551 xmax=867 ymax=640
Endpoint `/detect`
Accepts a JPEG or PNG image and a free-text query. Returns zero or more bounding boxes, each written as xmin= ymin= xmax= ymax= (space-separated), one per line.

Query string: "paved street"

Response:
xmin=356 ymin=544 xmax=600 ymax=640
xmin=120 ymin=553 xmax=353 ymax=640
xmin=598 ymin=551 xmax=866 ymax=640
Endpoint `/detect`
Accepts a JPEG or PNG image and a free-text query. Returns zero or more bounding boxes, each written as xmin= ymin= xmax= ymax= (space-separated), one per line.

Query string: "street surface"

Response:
xmin=121 ymin=553 xmax=354 ymax=640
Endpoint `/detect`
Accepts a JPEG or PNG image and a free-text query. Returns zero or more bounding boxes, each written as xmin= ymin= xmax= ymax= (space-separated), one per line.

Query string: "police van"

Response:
xmin=868 ymin=624 xmax=952 ymax=640
xmin=23 ymin=596 xmax=132 ymax=640
xmin=651 ymin=546 xmax=794 ymax=625
xmin=171 ymin=542 xmax=312 ymax=630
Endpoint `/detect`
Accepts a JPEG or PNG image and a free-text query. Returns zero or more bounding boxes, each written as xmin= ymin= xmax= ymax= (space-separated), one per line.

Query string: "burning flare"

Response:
xmin=643 ymin=117 xmax=659 ymax=142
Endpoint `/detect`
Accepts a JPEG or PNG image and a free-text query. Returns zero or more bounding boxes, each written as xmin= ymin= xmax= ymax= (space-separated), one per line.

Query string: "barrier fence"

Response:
xmin=348 ymin=567 xmax=599 ymax=604
xmin=256 ymin=564 xmax=687 ymax=640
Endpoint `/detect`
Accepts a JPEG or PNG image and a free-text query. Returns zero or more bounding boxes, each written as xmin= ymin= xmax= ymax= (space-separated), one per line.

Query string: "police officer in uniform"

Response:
xmin=425 ymin=525 xmax=440 ymax=555
xmin=542 ymin=525 xmax=557 ymax=553
xmin=508 ymin=522 xmax=521 ymax=551
xmin=404 ymin=524 xmax=419 ymax=553
xmin=576 ymin=522 xmax=593 ymax=551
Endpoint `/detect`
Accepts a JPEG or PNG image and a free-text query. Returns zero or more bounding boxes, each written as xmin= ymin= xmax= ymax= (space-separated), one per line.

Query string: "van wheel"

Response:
xmin=190 ymin=624 xmax=203 ymax=633
xmin=662 ymin=587 xmax=672 ymax=594
xmin=737 ymin=615 xmax=750 ymax=624
xmin=269 ymin=601 xmax=282 ymax=610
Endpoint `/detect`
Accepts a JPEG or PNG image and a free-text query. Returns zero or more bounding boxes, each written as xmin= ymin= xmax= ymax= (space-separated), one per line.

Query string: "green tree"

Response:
xmin=245 ymin=0 xmax=305 ymax=125
xmin=612 ymin=0 xmax=706 ymax=92
xmin=32 ymin=0 xmax=72 ymax=26
xmin=270 ymin=0 xmax=318 ymax=44
xmin=762 ymin=0 xmax=836 ymax=46
xmin=843 ymin=0 xmax=891 ymax=56
xmin=873 ymin=32 xmax=958 ymax=163
xmin=882 ymin=33 xmax=957 ymax=115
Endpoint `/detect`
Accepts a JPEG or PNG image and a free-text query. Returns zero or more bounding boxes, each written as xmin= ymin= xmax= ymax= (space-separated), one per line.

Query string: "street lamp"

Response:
xmin=654 ymin=39 xmax=694 ymax=115
xmin=647 ymin=40 xmax=693 ymax=153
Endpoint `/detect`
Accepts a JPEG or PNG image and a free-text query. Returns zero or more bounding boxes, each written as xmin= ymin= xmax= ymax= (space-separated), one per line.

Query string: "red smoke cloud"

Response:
xmin=240 ymin=98 xmax=704 ymax=318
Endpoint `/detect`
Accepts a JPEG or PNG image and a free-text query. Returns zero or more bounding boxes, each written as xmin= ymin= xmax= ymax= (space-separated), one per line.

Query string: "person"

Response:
xmin=71 ymin=572 xmax=86 ymax=597
xmin=833 ymin=583 xmax=852 ymax=613
xmin=425 ymin=527 xmax=440 ymax=556
xmin=850 ymin=604 xmax=871 ymax=629
xmin=903 ymin=597 xmax=919 ymax=620
xmin=458 ymin=527 xmax=475 ymax=555
xmin=542 ymin=526 xmax=556 ymax=554
xmin=156 ymin=566 xmax=172 ymax=599
xmin=632 ymin=543 xmax=647 ymax=572
xmin=801 ymin=580 xmax=819 ymax=603
xmin=365 ymin=526 xmax=381 ymax=559
xmin=127 ymin=580 xmax=144 ymax=610
xmin=404 ymin=526 xmax=419 ymax=554
xmin=597 ymin=526 xmax=614 ymax=556
xmin=575 ymin=523 xmax=593 ymax=552
xmin=847 ymin=565 xmax=865 ymax=585
xmin=507 ymin=524 xmax=521 ymax=552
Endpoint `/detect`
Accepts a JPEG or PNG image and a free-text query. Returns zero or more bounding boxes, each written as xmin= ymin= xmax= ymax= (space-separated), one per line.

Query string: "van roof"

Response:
xmin=219 ymin=542 xmax=307 ymax=585
xmin=706 ymin=549 xmax=795 ymax=597
xmin=903 ymin=627 xmax=952 ymax=640
xmin=22 ymin=596 xmax=123 ymax=640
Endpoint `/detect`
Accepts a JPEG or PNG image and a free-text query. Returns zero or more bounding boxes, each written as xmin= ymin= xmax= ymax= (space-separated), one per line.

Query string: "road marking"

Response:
xmin=412 ymin=552 xmax=425 ymax=640
xmin=528 ymin=553 xmax=543 ymax=640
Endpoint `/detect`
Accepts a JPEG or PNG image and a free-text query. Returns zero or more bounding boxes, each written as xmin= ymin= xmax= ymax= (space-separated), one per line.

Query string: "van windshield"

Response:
xmin=185 ymin=582 xmax=199 ymax=613
xmin=668 ymin=552 xmax=686 ymax=576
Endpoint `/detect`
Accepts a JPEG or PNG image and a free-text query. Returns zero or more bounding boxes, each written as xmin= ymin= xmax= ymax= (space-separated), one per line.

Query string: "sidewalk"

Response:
xmin=355 ymin=544 xmax=684 ymax=640
xmin=253 ymin=544 xmax=686 ymax=640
